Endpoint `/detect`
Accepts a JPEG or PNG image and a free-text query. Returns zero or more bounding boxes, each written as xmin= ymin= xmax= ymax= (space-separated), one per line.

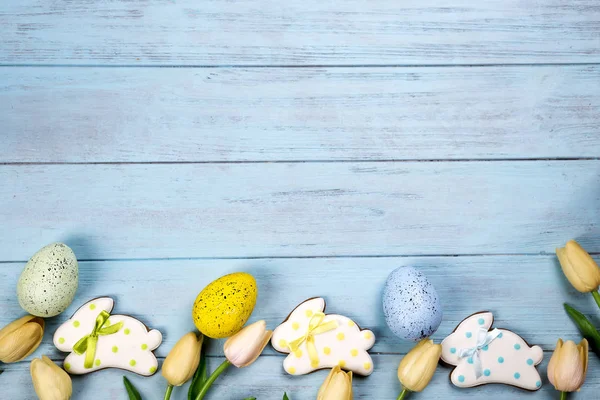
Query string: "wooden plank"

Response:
xmin=1 ymin=161 xmax=599 ymax=260
xmin=3 ymin=353 xmax=600 ymax=399
xmin=1 ymin=0 xmax=599 ymax=65
xmin=2 ymin=66 xmax=600 ymax=163
xmin=0 ymin=256 xmax=597 ymax=358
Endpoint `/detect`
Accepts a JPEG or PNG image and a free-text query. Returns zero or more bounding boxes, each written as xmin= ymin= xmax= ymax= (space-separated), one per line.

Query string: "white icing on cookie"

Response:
xmin=271 ymin=298 xmax=375 ymax=376
xmin=53 ymin=297 xmax=162 ymax=376
xmin=441 ymin=312 xmax=543 ymax=390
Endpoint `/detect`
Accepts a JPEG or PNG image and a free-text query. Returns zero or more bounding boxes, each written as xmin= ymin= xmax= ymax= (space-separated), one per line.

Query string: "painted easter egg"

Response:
xmin=192 ymin=272 xmax=257 ymax=339
xmin=17 ymin=243 xmax=79 ymax=317
xmin=382 ymin=266 xmax=442 ymax=341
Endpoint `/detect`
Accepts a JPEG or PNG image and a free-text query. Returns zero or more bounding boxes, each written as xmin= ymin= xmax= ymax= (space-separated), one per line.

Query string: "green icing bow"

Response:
xmin=73 ymin=310 xmax=123 ymax=369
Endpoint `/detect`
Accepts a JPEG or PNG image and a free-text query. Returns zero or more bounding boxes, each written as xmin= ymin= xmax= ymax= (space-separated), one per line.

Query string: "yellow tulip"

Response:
xmin=224 ymin=320 xmax=272 ymax=368
xmin=556 ymin=240 xmax=600 ymax=293
xmin=317 ymin=365 xmax=353 ymax=400
xmin=397 ymin=339 xmax=441 ymax=396
xmin=30 ymin=355 xmax=72 ymax=400
xmin=162 ymin=332 xmax=204 ymax=386
xmin=548 ymin=338 xmax=588 ymax=394
xmin=0 ymin=315 xmax=44 ymax=363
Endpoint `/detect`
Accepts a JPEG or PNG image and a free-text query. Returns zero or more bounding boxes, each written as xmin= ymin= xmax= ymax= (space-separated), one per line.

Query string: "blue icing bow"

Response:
xmin=458 ymin=328 xmax=502 ymax=379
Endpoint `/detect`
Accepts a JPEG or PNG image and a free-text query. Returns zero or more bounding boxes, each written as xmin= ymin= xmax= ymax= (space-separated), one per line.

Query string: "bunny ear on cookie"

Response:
xmin=53 ymin=297 xmax=115 ymax=351
xmin=271 ymin=298 xmax=326 ymax=353
xmin=289 ymin=298 xmax=326 ymax=319
xmin=441 ymin=311 xmax=494 ymax=366
xmin=455 ymin=311 xmax=494 ymax=333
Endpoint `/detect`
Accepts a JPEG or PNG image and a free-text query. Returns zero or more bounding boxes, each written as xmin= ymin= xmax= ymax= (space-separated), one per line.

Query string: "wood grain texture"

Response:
xmin=3 ymin=354 xmax=600 ymax=399
xmin=1 ymin=256 xmax=596 ymax=358
xmin=2 ymin=0 xmax=600 ymax=398
xmin=2 ymin=66 xmax=600 ymax=162
xmin=1 ymin=0 xmax=599 ymax=65
xmin=1 ymin=161 xmax=599 ymax=260
xmin=2 ymin=256 xmax=599 ymax=399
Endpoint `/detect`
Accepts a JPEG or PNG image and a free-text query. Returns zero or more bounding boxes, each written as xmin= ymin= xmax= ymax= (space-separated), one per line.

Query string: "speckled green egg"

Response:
xmin=17 ymin=243 xmax=78 ymax=317
xmin=192 ymin=272 xmax=257 ymax=338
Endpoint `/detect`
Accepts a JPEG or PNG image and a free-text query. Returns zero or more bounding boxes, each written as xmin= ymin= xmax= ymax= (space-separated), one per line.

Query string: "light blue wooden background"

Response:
xmin=1 ymin=1 xmax=599 ymax=399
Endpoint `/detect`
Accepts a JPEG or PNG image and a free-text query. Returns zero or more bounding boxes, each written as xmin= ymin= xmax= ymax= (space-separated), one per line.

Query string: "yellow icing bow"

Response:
xmin=73 ymin=310 xmax=123 ymax=369
xmin=288 ymin=312 xmax=338 ymax=367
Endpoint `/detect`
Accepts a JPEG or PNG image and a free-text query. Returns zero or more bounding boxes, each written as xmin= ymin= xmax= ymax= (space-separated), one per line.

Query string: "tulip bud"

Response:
xmin=224 ymin=320 xmax=272 ymax=368
xmin=0 ymin=315 xmax=44 ymax=363
xmin=162 ymin=332 xmax=204 ymax=386
xmin=397 ymin=339 xmax=441 ymax=392
xmin=30 ymin=355 xmax=72 ymax=400
xmin=317 ymin=366 xmax=353 ymax=400
xmin=556 ymin=240 xmax=600 ymax=293
xmin=548 ymin=338 xmax=588 ymax=393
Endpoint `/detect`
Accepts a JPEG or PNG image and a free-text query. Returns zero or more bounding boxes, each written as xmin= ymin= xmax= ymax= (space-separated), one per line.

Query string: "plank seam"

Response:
xmin=1 ymin=62 xmax=600 ymax=68
xmin=0 ymin=253 xmax=594 ymax=264
xmin=1 ymin=158 xmax=600 ymax=166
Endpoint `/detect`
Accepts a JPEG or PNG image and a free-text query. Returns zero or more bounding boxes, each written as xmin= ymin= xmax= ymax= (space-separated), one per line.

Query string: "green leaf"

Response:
xmin=188 ymin=338 xmax=208 ymax=400
xmin=123 ymin=376 xmax=142 ymax=400
xmin=242 ymin=398 xmax=257 ymax=400
xmin=564 ymin=303 xmax=600 ymax=357
xmin=283 ymin=393 xmax=290 ymax=400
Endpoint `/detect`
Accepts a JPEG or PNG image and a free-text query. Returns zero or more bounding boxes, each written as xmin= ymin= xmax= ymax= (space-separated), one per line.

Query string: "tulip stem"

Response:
xmin=194 ymin=360 xmax=232 ymax=400
xmin=163 ymin=384 xmax=174 ymax=400
xmin=397 ymin=388 xmax=409 ymax=400
xmin=592 ymin=291 xmax=600 ymax=310
xmin=560 ymin=392 xmax=567 ymax=400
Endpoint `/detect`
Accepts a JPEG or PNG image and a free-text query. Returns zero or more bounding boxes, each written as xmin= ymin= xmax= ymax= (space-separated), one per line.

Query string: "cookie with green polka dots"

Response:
xmin=53 ymin=297 xmax=162 ymax=376
xmin=271 ymin=297 xmax=375 ymax=376
xmin=441 ymin=311 xmax=543 ymax=391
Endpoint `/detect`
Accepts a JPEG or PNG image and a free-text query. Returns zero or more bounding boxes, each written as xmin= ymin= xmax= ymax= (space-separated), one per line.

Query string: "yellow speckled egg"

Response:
xmin=192 ymin=272 xmax=257 ymax=338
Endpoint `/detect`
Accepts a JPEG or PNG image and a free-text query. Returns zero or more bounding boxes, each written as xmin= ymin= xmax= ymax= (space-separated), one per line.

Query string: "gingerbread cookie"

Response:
xmin=441 ymin=311 xmax=543 ymax=391
xmin=53 ymin=297 xmax=162 ymax=376
xmin=271 ymin=297 xmax=375 ymax=376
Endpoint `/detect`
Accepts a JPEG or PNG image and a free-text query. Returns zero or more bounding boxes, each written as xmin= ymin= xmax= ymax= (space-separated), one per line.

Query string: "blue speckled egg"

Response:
xmin=382 ymin=266 xmax=442 ymax=341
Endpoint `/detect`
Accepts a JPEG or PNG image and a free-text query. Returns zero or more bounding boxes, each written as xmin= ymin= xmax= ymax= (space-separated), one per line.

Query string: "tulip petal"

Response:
xmin=329 ymin=373 xmax=350 ymax=399
xmin=31 ymin=356 xmax=72 ymax=400
xmin=347 ymin=371 xmax=353 ymax=400
xmin=239 ymin=330 xmax=273 ymax=368
xmin=41 ymin=355 xmax=55 ymax=368
xmin=411 ymin=343 xmax=441 ymax=392
xmin=557 ymin=248 xmax=589 ymax=292
xmin=0 ymin=321 xmax=44 ymax=363
xmin=398 ymin=340 xmax=440 ymax=392
xmin=0 ymin=315 xmax=44 ymax=342
xmin=566 ymin=241 xmax=600 ymax=279
xmin=557 ymin=241 xmax=600 ymax=293
xmin=317 ymin=367 xmax=353 ymax=400
xmin=398 ymin=339 xmax=431 ymax=378
xmin=317 ymin=366 xmax=338 ymax=399
xmin=162 ymin=332 xmax=203 ymax=386
xmin=555 ymin=340 xmax=585 ymax=392
xmin=547 ymin=339 xmax=562 ymax=389
xmin=579 ymin=339 xmax=589 ymax=378
xmin=224 ymin=321 xmax=272 ymax=368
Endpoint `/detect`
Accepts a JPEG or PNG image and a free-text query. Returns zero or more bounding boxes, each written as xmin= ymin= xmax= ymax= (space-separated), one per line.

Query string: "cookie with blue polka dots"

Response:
xmin=441 ymin=311 xmax=543 ymax=391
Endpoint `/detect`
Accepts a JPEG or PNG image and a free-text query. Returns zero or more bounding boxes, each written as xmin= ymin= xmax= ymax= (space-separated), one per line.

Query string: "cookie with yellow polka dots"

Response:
xmin=53 ymin=297 xmax=162 ymax=376
xmin=271 ymin=297 xmax=375 ymax=376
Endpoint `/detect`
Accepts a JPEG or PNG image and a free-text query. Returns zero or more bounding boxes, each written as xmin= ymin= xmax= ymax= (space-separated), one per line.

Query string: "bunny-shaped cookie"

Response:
xmin=53 ymin=297 xmax=162 ymax=376
xmin=441 ymin=311 xmax=543 ymax=390
xmin=271 ymin=297 xmax=375 ymax=376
